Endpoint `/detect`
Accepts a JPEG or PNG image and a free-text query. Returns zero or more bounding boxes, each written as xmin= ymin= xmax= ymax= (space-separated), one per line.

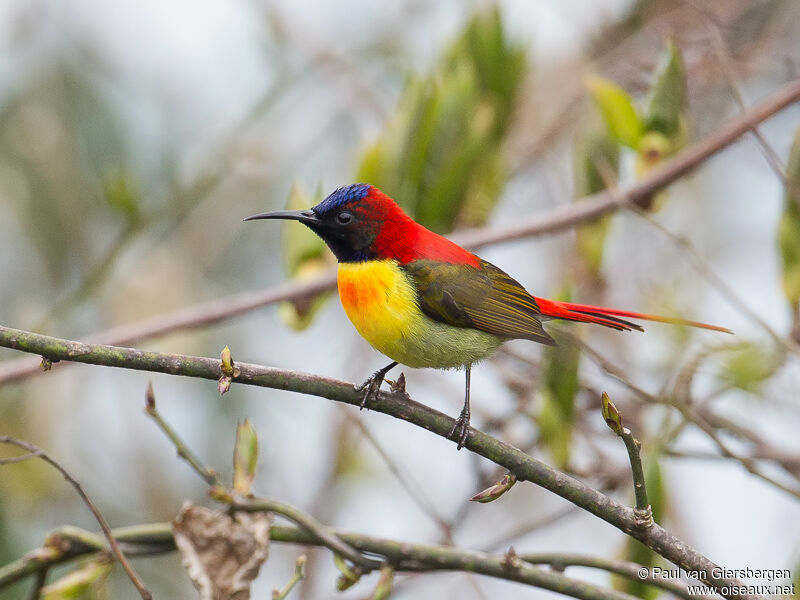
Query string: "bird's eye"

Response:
xmin=337 ymin=211 xmax=353 ymax=225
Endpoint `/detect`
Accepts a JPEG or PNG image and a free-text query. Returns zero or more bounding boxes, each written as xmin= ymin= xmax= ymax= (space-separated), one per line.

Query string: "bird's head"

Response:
xmin=244 ymin=183 xmax=413 ymax=262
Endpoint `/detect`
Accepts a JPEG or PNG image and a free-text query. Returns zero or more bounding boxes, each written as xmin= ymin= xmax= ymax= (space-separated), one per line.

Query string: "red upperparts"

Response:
xmin=366 ymin=187 xmax=480 ymax=267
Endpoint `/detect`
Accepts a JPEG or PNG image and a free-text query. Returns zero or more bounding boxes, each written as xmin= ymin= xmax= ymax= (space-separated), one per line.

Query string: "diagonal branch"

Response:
xmin=0 ymin=325 xmax=760 ymax=599
xmin=0 ymin=437 xmax=152 ymax=600
xmin=1 ymin=78 xmax=799 ymax=387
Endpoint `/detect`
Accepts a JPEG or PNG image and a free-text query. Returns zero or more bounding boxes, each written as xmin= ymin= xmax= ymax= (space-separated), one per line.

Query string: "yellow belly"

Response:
xmin=337 ymin=260 xmax=502 ymax=369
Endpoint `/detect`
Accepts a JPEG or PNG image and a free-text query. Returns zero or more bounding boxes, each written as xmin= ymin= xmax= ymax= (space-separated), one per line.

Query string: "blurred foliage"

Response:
xmin=586 ymin=41 xmax=688 ymax=181
xmin=778 ymin=127 xmax=800 ymax=339
xmin=40 ymin=557 xmax=112 ymax=600
xmin=538 ymin=293 xmax=580 ymax=468
xmin=102 ymin=169 xmax=141 ymax=226
xmin=718 ymin=341 xmax=781 ymax=393
xmin=572 ymin=110 xmax=620 ymax=281
xmin=643 ymin=41 xmax=688 ymax=140
xmin=283 ymin=8 xmax=527 ymax=330
xmin=575 ymin=40 xmax=689 ymax=286
xmin=278 ymin=184 xmax=334 ymax=331
xmin=233 ymin=419 xmax=259 ymax=497
xmin=613 ymin=458 xmax=666 ymax=600
xmin=585 ymin=75 xmax=643 ymax=150
xmin=357 ymin=7 xmax=525 ymax=233
xmin=0 ymin=67 xmax=133 ymax=288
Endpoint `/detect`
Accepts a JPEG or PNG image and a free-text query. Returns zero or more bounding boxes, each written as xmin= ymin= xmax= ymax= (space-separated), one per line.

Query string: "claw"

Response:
xmin=355 ymin=361 xmax=398 ymax=410
xmin=448 ymin=407 xmax=471 ymax=450
xmin=355 ymin=372 xmax=383 ymax=409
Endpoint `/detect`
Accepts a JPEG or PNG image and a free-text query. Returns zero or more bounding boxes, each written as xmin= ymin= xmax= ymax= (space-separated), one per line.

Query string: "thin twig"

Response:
xmin=141 ymin=383 xmax=380 ymax=572
xmin=227 ymin=495 xmax=382 ymax=572
xmin=0 ymin=437 xmax=152 ymax=600
xmin=698 ymin=9 xmax=787 ymax=181
xmin=600 ymin=393 xmax=652 ymax=527
xmin=625 ymin=204 xmax=795 ymax=353
xmin=273 ymin=554 xmax=306 ymax=600
xmin=2 ymin=77 xmax=799 ymax=388
xmin=0 ymin=325 xmax=760 ymax=599
xmin=143 ymin=381 xmax=220 ymax=487
xmin=347 ymin=414 xmax=453 ymax=538
xmin=565 ymin=331 xmax=800 ymax=500
xmin=0 ymin=452 xmax=42 ymax=465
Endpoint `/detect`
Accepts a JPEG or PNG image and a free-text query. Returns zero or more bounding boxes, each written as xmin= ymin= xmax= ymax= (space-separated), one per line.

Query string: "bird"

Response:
xmin=245 ymin=183 xmax=730 ymax=449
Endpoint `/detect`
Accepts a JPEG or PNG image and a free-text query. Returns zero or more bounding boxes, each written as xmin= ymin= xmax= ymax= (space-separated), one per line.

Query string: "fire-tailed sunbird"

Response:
xmin=245 ymin=183 xmax=730 ymax=449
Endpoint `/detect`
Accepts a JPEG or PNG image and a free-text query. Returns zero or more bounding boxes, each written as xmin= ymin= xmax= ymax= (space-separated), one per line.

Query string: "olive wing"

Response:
xmin=402 ymin=259 xmax=556 ymax=345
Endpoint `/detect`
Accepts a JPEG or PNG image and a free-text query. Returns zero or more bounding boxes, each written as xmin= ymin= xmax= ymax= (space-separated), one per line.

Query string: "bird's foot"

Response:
xmin=448 ymin=406 xmax=471 ymax=450
xmin=355 ymin=368 xmax=390 ymax=409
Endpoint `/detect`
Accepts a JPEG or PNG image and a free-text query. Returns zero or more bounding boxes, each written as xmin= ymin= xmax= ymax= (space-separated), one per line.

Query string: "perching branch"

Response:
xmin=0 ymin=437 xmax=152 ymax=600
xmin=0 ymin=325 xmax=759 ymax=599
xmin=1 ymin=77 xmax=799 ymax=388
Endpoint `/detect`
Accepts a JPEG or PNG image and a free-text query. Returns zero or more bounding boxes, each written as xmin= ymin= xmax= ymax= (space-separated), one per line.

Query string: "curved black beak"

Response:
xmin=243 ymin=209 xmax=320 ymax=225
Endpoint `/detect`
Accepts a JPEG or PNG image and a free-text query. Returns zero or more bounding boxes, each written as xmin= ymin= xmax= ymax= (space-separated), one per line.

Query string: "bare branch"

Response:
xmin=143 ymin=382 xmax=220 ymax=487
xmin=0 ymin=437 xmax=152 ymax=600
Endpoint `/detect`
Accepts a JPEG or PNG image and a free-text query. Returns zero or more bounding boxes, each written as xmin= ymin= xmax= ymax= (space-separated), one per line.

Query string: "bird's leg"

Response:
xmin=355 ymin=361 xmax=398 ymax=409
xmin=449 ymin=366 xmax=471 ymax=450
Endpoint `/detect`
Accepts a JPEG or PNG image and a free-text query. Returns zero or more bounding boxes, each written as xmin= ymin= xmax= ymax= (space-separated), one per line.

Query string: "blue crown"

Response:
xmin=313 ymin=183 xmax=371 ymax=214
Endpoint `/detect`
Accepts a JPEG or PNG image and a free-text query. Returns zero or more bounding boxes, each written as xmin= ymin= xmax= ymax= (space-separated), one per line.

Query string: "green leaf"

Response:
xmin=41 ymin=557 xmax=112 ymax=600
xmin=233 ymin=419 xmax=259 ymax=496
xmin=573 ymin=113 xmax=621 ymax=197
xmin=779 ymin=128 xmax=800 ymax=307
xmin=586 ymin=75 xmax=643 ymax=148
xmin=102 ymin=168 xmax=140 ymax=223
xmin=644 ymin=40 xmax=688 ymax=140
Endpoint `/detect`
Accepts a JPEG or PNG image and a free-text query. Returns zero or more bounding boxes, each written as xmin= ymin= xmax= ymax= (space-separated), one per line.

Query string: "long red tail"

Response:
xmin=534 ymin=298 xmax=732 ymax=333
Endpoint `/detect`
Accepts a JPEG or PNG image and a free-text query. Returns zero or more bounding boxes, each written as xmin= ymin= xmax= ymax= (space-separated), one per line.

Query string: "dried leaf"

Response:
xmin=173 ymin=503 xmax=272 ymax=600
xmin=470 ymin=472 xmax=517 ymax=503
